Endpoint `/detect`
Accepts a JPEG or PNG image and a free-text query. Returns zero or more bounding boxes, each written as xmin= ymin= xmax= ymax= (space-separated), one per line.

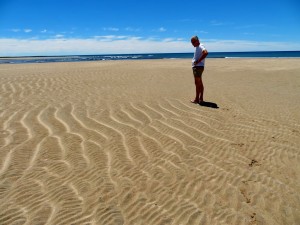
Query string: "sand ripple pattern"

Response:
xmin=0 ymin=60 xmax=300 ymax=225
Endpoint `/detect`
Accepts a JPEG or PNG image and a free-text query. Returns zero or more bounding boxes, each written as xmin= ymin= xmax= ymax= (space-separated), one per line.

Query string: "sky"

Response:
xmin=0 ymin=0 xmax=300 ymax=56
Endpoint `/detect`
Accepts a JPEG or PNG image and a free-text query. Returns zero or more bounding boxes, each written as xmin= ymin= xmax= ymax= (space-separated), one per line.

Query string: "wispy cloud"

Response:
xmin=11 ymin=29 xmax=21 ymax=32
xmin=210 ymin=20 xmax=225 ymax=26
xmin=162 ymin=38 xmax=186 ymax=42
xmin=195 ymin=30 xmax=208 ymax=34
xmin=125 ymin=27 xmax=141 ymax=32
xmin=0 ymin=37 xmax=188 ymax=56
xmin=152 ymin=27 xmax=167 ymax=32
xmin=243 ymin=32 xmax=255 ymax=35
xmin=1 ymin=37 xmax=300 ymax=56
xmin=10 ymin=28 xmax=32 ymax=33
xmin=235 ymin=24 xmax=266 ymax=29
xmin=209 ymin=20 xmax=234 ymax=27
xmin=93 ymin=35 xmax=135 ymax=41
xmin=177 ymin=19 xmax=196 ymax=22
xmin=103 ymin=27 xmax=119 ymax=32
xmin=159 ymin=27 xmax=166 ymax=32
xmin=41 ymin=29 xmax=47 ymax=33
xmin=203 ymin=39 xmax=300 ymax=52
xmin=163 ymin=38 xmax=175 ymax=42
xmin=54 ymin=34 xmax=65 ymax=38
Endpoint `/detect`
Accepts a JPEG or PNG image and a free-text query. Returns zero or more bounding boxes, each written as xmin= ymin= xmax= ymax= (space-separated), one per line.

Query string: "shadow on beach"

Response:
xmin=199 ymin=101 xmax=219 ymax=109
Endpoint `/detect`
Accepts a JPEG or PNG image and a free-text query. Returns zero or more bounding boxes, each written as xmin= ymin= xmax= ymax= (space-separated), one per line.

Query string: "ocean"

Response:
xmin=1 ymin=51 xmax=300 ymax=64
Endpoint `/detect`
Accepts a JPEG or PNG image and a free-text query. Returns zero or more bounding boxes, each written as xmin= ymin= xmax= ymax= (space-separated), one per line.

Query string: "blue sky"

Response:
xmin=0 ymin=0 xmax=299 ymax=56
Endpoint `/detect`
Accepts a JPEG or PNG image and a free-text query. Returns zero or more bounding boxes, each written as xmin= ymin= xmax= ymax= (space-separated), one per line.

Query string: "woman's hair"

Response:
xmin=191 ymin=36 xmax=199 ymax=41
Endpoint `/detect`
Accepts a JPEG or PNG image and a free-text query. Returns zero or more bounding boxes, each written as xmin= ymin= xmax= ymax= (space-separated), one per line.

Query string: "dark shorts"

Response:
xmin=192 ymin=66 xmax=204 ymax=77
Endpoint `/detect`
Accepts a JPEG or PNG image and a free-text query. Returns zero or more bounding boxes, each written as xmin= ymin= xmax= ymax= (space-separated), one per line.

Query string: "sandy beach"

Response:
xmin=0 ymin=58 xmax=299 ymax=225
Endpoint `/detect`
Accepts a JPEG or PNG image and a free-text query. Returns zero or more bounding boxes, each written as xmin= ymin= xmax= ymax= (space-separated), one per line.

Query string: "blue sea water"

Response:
xmin=1 ymin=51 xmax=300 ymax=64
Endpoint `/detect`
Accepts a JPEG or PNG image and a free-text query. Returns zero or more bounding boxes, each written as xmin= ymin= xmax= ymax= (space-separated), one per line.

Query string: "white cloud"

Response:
xmin=0 ymin=37 xmax=188 ymax=56
xmin=159 ymin=27 xmax=166 ymax=32
xmin=93 ymin=35 xmax=137 ymax=42
xmin=151 ymin=27 xmax=167 ymax=32
xmin=178 ymin=19 xmax=196 ymax=22
xmin=129 ymin=36 xmax=143 ymax=40
xmin=203 ymin=39 xmax=300 ymax=52
xmin=103 ymin=27 xmax=119 ymax=31
xmin=163 ymin=38 xmax=175 ymax=42
xmin=210 ymin=20 xmax=225 ymax=26
xmin=125 ymin=27 xmax=141 ymax=32
xmin=243 ymin=32 xmax=255 ymax=35
xmin=11 ymin=29 xmax=21 ymax=32
xmin=10 ymin=28 xmax=33 ymax=33
xmin=0 ymin=37 xmax=299 ymax=56
xmin=210 ymin=20 xmax=233 ymax=27
xmin=94 ymin=35 xmax=128 ymax=39
xmin=41 ymin=29 xmax=47 ymax=33
xmin=54 ymin=34 xmax=65 ymax=38
xmin=235 ymin=24 xmax=266 ymax=29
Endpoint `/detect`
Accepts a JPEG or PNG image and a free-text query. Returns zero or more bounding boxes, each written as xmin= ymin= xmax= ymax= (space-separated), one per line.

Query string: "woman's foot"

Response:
xmin=190 ymin=99 xmax=199 ymax=104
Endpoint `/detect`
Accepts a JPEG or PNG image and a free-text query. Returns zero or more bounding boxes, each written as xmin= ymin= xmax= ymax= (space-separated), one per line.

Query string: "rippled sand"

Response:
xmin=0 ymin=59 xmax=300 ymax=225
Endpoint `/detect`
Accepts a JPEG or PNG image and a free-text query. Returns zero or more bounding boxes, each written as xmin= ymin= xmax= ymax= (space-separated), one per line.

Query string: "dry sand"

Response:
xmin=0 ymin=58 xmax=299 ymax=225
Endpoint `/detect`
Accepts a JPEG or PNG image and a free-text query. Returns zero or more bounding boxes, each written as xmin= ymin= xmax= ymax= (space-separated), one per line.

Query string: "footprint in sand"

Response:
xmin=249 ymin=159 xmax=260 ymax=167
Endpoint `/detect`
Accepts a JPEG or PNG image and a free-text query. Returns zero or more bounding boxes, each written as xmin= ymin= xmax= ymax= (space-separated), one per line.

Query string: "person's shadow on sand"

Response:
xmin=199 ymin=101 xmax=219 ymax=109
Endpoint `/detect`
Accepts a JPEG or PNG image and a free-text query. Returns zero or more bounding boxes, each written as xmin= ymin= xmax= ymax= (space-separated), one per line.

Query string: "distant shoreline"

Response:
xmin=1 ymin=51 xmax=300 ymax=64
